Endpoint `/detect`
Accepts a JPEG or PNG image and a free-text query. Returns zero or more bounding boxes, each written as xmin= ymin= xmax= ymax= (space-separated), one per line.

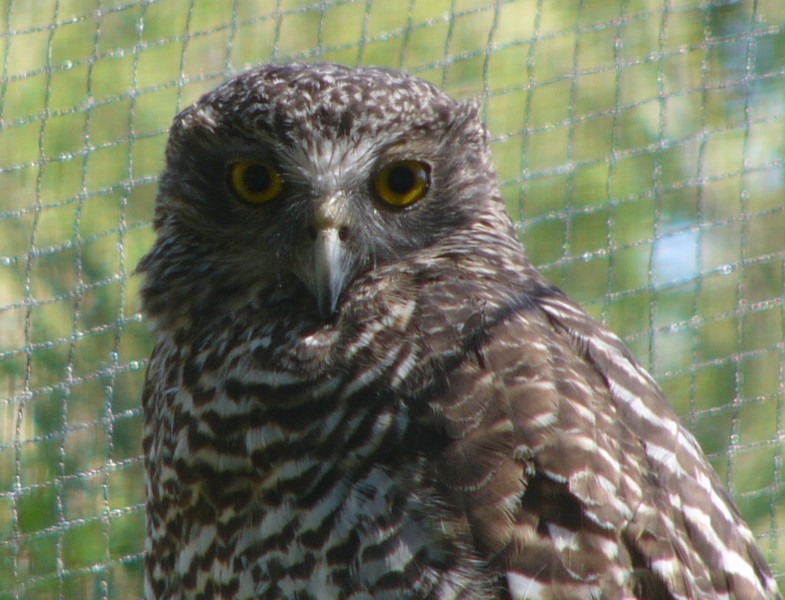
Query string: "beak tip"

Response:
xmin=316 ymin=291 xmax=339 ymax=320
xmin=296 ymin=227 xmax=354 ymax=320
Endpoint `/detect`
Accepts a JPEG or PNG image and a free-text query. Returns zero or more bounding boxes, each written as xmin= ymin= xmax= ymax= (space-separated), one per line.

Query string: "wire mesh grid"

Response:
xmin=0 ymin=0 xmax=783 ymax=597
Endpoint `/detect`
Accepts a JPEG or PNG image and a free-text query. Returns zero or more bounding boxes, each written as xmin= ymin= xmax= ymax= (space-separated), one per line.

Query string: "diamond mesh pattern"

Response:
xmin=1 ymin=0 xmax=783 ymax=596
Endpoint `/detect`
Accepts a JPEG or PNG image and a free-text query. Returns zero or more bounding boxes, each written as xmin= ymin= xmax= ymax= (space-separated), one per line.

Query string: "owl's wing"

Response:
xmin=417 ymin=275 xmax=779 ymax=598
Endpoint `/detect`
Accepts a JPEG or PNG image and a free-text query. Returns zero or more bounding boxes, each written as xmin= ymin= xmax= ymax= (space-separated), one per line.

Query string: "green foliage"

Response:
xmin=1 ymin=0 xmax=784 ymax=596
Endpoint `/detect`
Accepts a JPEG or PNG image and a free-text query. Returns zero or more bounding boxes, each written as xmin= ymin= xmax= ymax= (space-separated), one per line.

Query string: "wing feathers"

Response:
xmin=421 ymin=276 xmax=778 ymax=598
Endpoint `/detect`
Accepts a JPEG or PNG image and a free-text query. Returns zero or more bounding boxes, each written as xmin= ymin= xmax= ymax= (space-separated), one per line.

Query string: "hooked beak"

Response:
xmin=293 ymin=194 xmax=358 ymax=319
xmin=309 ymin=227 xmax=353 ymax=317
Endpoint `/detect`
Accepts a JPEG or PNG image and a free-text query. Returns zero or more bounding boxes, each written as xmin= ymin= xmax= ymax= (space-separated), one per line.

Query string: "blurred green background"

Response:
xmin=1 ymin=0 xmax=784 ymax=597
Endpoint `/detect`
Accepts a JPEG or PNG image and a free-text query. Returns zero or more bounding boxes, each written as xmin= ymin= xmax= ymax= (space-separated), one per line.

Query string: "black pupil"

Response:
xmin=243 ymin=164 xmax=272 ymax=192
xmin=387 ymin=165 xmax=416 ymax=194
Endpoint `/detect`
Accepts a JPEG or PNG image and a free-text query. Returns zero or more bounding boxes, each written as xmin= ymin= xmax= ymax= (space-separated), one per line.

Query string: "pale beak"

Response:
xmin=293 ymin=194 xmax=357 ymax=318
xmin=310 ymin=227 xmax=351 ymax=317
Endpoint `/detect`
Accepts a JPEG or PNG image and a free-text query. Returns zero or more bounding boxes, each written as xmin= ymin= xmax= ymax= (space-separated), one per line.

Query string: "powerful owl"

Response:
xmin=138 ymin=63 xmax=780 ymax=599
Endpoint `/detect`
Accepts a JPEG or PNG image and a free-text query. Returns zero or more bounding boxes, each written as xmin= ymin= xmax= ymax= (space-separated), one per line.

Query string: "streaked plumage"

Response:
xmin=138 ymin=62 xmax=780 ymax=599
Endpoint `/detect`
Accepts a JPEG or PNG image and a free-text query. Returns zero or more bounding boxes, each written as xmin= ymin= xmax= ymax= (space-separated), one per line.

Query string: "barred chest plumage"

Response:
xmin=142 ymin=263 xmax=502 ymax=599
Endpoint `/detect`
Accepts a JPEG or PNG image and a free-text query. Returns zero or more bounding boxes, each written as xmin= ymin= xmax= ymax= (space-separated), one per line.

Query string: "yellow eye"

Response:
xmin=374 ymin=160 xmax=431 ymax=207
xmin=227 ymin=160 xmax=283 ymax=204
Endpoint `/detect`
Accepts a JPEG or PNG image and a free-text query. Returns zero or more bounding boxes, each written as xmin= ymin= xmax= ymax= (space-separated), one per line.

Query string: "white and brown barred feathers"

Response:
xmin=138 ymin=63 xmax=780 ymax=599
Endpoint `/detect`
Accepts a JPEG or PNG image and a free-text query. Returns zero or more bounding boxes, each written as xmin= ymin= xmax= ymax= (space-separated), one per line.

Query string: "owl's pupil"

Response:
xmin=244 ymin=164 xmax=272 ymax=192
xmin=387 ymin=165 xmax=415 ymax=194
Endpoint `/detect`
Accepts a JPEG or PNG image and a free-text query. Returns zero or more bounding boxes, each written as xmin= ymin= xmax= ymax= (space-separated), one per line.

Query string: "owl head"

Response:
xmin=140 ymin=63 xmax=506 ymax=322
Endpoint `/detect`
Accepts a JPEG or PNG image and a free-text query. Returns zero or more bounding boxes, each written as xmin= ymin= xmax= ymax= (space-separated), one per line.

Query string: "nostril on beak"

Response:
xmin=308 ymin=225 xmax=349 ymax=242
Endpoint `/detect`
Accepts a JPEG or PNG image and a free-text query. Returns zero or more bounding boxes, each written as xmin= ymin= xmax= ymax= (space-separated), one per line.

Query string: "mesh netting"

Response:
xmin=1 ymin=0 xmax=784 ymax=597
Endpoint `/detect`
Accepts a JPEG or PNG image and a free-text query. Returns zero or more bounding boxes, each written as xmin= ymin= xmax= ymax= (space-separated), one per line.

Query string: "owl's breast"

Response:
xmin=146 ymin=312 xmax=478 ymax=598
xmin=144 ymin=257 xmax=512 ymax=597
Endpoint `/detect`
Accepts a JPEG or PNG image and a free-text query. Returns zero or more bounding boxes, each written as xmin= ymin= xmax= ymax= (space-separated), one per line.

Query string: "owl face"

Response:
xmin=148 ymin=63 xmax=498 ymax=320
